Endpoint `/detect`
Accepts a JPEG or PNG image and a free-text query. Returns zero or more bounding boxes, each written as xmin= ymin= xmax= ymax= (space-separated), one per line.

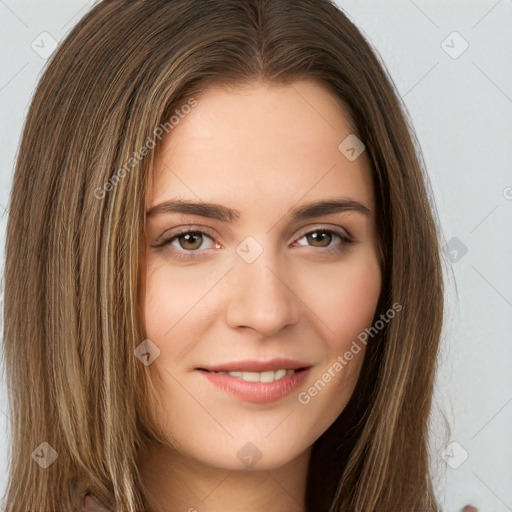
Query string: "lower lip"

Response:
xmin=198 ymin=368 xmax=311 ymax=404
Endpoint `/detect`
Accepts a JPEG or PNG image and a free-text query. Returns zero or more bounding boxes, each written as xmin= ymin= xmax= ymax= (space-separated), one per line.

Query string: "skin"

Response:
xmin=138 ymin=79 xmax=382 ymax=512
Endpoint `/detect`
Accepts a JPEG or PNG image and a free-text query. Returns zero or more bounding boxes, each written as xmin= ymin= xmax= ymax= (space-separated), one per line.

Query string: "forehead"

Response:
xmin=148 ymin=80 xmax=374 ymax=214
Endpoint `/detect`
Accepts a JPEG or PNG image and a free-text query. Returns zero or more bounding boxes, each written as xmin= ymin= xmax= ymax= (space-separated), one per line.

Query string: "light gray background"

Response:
xmin=0 ymin=1 xmax=511 ymax=511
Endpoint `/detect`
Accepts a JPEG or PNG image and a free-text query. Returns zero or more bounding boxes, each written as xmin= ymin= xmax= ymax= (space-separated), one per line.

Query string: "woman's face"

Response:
xmin=142 ymin=80 xmax=381 ymax=471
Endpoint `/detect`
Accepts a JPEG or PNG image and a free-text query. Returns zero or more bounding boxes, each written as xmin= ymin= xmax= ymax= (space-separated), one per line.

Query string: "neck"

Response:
xmin=138 ymin=440 xmax=310 ymax=512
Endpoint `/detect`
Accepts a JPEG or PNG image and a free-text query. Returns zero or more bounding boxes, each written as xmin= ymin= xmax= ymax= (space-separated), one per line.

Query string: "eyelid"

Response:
xmin=295 ymin=223 xmax=353 ymax=242
xmin=152 ymin=224 xmax=217 ymax=247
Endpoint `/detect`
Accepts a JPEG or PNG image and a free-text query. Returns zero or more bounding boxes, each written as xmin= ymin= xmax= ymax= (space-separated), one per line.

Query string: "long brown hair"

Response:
xmin=1 ymin=1 xmax=444 ymax=510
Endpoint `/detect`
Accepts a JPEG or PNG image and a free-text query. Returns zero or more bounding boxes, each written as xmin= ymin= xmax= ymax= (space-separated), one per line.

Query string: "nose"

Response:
xmin=224 ymin=250 xmax=301 ymax=337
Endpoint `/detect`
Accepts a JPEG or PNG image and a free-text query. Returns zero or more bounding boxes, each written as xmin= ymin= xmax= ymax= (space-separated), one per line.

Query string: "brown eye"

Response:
xmin=176 ymin=232 xmax=204 ymax=251
xmin=295 ymin=228 xmax=353 ymax=255
xmin=305 ymin=230 xmax=333 ymax=248
xmin=153 ymin=228 xmax=216 ymax=259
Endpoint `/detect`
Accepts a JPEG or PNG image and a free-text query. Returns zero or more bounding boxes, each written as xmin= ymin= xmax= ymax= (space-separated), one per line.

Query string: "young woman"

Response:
xmin=1 ymin=1 xmax=478 ymax=511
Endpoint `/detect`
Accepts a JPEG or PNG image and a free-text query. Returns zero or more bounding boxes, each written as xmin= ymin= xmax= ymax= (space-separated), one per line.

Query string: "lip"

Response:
xmin=196 ymin=366 xmax=312 ymax=404
xmin=197 ymin=358 xmax=312 ymax=373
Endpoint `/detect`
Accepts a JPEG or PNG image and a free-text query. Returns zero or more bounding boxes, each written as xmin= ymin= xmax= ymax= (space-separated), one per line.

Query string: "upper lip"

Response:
xmin=197 ymin=358 xmax=313 ymax=372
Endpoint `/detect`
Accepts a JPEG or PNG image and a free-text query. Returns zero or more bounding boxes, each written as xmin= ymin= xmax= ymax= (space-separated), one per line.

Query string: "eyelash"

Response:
xmin=153 ymin=226 xmax=354 ymax=262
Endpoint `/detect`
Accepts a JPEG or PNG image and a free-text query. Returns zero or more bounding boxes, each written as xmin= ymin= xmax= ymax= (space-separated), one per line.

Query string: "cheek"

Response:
xmin=142 ymin=261 xmax=220 ymax=363
xmin=297 ymin=251 xmax=382 ymax=344
xmin=293 ymin=257 xmax=380 ymax=440
xmin=337 ymin=263 xmax=381 ymax=340
xmin=292 ymin=250 xmax=381 ymax=414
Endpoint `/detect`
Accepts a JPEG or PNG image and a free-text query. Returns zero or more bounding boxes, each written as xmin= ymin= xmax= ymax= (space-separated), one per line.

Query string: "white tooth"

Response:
xmin=242 ymin=371 xmax=260 ymax=382
xmin=259 ymin=370 xmax=276 ymax=383
xmin=274 ymin=369 xmax=287 ymax=380
xmin=223 ymin=369 xmax=294 ymax=382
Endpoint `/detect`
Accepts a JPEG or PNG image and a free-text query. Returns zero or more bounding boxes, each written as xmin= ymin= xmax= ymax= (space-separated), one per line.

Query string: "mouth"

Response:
xmin=195 ymin=359 xmax=312 ymax=404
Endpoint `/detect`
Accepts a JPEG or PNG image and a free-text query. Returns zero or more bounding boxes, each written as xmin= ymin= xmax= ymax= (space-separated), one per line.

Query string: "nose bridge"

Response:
xmin=224 ymin=236 xmax=301 ymax=335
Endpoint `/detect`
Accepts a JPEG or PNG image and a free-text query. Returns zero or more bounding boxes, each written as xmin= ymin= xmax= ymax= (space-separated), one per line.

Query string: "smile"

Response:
xmin=196 ymin=367 xmax=311 ymax=404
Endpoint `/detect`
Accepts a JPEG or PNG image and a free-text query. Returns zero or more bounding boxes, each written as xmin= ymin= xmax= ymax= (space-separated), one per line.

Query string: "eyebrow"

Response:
xmin=145 ymin=197 xmax=372 ymax=223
